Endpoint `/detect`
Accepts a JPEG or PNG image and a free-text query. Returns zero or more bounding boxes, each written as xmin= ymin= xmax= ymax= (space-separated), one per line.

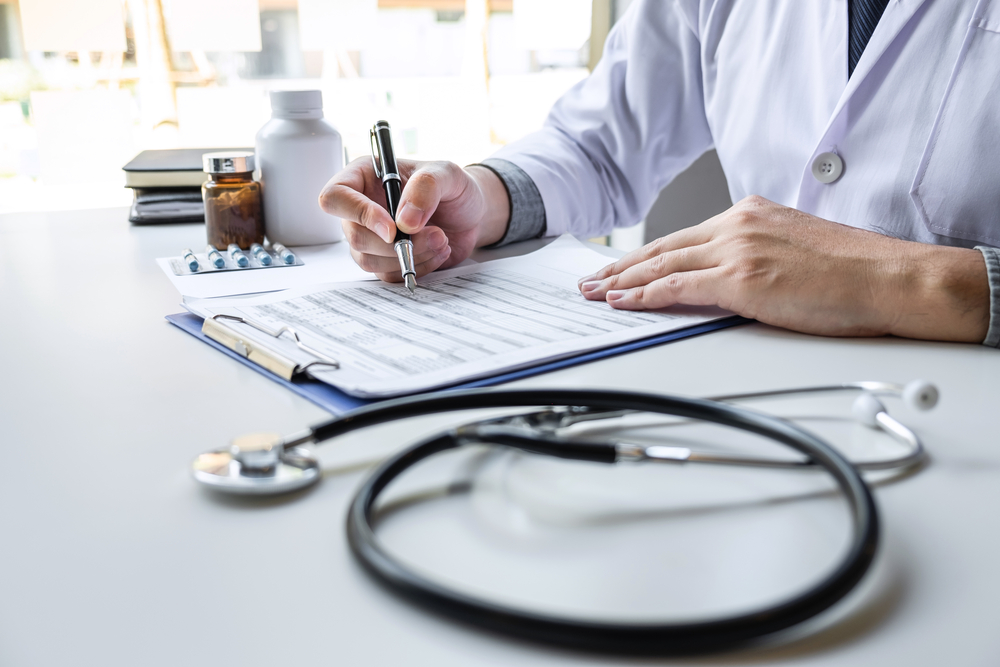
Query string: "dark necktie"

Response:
xmin=848 ymin=0 xmax=891 ymax=76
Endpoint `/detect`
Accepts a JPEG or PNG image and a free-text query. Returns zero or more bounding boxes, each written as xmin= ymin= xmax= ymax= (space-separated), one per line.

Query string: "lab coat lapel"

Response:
xmin=835 ymin=0 xmax=932 ymax=110
xmin=797 ymin=0 xmax=932 ymax=210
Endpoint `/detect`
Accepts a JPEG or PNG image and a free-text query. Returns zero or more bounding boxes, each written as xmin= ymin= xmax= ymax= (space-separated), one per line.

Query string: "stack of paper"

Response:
xmin=185 ymin=236 xmax=731 ymax=398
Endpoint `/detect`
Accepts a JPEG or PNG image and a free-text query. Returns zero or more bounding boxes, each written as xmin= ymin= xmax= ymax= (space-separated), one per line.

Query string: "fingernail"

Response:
xmin=606 ymin=290 xmax=628 ymax=302
xmin=578 ymin=273 xmax=597 ymax=286
xmin=375 ymin=222 xmax=392 ymax=243
xmin=398 ymin=202 xmax=424 ymax=231
xmin=580 ymin=280 xmax=602 ymax=292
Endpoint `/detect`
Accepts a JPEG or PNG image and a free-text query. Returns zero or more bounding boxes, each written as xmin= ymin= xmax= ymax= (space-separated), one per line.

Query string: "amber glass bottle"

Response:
xmin=202 ymin=152 xmax=264 ymax=249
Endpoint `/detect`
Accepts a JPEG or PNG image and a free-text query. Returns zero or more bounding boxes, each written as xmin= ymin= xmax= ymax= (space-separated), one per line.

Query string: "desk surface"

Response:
xmin=1 ymin=207 xmax=999 ymax=666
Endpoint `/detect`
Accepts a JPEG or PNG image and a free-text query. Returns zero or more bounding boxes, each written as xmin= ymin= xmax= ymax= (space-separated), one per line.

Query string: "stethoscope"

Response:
xmin=192 ymin=380 xmax=938 ymax=655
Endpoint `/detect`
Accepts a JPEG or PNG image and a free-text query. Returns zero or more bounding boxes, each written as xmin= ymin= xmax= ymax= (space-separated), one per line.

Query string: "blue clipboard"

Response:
xmin=166 ymin=312 xmax=748 ymax=415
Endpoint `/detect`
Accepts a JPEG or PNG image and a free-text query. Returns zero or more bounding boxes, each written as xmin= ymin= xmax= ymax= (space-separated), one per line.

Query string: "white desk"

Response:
xmin=1 ymin=207 xmax=999 ymax=666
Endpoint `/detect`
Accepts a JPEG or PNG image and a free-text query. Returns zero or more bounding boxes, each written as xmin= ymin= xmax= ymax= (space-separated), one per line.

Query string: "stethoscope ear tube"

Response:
xmin=344 ymin=389 xmax=879 ymax=655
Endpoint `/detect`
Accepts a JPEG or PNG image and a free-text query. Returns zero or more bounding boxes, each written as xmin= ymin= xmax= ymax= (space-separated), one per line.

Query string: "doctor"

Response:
xmin=320 ymin=0 xmax=1000 ymax=346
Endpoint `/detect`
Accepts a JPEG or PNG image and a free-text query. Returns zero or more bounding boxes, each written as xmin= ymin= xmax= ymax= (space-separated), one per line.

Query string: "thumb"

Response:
xmin=396 ymin=163 xmax=460 ymax=234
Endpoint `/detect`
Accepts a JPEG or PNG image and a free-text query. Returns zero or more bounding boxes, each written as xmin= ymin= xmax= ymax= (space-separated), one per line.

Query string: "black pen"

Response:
xmin=370 ymin=120 xmax=417 ymax=293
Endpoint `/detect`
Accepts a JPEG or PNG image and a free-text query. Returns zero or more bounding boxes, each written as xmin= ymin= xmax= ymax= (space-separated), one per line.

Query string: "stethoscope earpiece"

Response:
xmin=903 ymin=379 xmax=939 ymax=411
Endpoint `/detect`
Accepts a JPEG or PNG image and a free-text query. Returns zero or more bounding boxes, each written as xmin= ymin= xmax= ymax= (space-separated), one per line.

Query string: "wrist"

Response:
xmin=884 ymin=243 xmax=989 ymax=343
xmin=466 ymin=165 xmax=510 ymax=248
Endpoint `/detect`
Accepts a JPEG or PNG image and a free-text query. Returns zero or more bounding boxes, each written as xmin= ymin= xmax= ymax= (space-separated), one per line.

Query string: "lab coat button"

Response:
xmin=811 ymin=152 xmax=844 ymax=184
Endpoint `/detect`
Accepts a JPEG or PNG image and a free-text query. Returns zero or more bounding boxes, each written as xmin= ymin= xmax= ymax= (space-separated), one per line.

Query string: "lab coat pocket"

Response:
xmin=911 ymin=0 xmax=1000 ymax=246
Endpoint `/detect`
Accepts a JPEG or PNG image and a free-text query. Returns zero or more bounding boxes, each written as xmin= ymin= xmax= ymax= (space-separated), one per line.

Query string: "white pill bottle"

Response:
xmin=255 ymin=90 xmax=343 ymax=246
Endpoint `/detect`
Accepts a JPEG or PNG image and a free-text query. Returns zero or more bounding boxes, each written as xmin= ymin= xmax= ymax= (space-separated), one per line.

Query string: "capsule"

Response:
xmin=182 ymin=248 xmax=200 ymax=272
xmin=228 ymin=244 xmax=249 ymax=268
xmin=272 ymin=243 xmax=296 ymax=265
xmin=250 ymin=243 xmax=272 ymax=266
xmin=206 ymin=245 xmax=226 ymax=268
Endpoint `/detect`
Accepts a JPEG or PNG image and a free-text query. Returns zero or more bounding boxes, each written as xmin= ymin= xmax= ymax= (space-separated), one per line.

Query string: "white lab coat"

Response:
xmin=492 ymin=0 xmax=1000 ymax=248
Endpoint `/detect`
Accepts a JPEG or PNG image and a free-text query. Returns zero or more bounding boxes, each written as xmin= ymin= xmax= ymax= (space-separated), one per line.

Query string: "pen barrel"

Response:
xmin=371 ymin=120 xmax=405 ymax=235
xmin=383 ymin=177 xmax=403 ymax=228
xmin=371 ymin=122 xmax=398 ymax=176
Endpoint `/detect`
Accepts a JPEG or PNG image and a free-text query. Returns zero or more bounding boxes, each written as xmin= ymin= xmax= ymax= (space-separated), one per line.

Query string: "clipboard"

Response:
xmin=167 ymin=312 xmax=749 ymax=415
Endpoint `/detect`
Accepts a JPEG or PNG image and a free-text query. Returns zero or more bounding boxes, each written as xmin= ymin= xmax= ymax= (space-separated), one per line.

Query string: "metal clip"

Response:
xmin=203 ymin=314 xmax=340 ymax=380
xmin=370 ymin=128 xmax=383 ymax=179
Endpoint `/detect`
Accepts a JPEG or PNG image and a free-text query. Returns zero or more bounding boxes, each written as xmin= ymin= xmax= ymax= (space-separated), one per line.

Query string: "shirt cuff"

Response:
xmin=474 ymin=158 xmax=547 ymax=247
xmin=975 ymin=246 xmax=1000 ymax=347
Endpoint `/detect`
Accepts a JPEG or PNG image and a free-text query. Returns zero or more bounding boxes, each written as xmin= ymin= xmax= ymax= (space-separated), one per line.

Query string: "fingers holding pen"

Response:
xmin=342 ymin=219 xmax=449 ymax=257
xmin=319 ymin=158 xmax=397 ymax=242
xmin=351 ymin=243 xmax=452 ymax=280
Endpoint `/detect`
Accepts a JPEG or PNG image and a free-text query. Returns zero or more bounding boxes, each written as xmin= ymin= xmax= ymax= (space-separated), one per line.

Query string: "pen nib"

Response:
xmin=405 ymin=274 xmax=417 ymax=293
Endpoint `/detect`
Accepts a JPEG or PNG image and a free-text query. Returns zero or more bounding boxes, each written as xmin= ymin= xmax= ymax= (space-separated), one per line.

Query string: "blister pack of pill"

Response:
xmin=168 ymin=243 xmax=304 ymax=276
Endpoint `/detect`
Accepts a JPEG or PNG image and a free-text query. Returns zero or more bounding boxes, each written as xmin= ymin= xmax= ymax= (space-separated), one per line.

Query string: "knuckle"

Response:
xmin=359 ymin=204 xmax=384 ymax=232
xmin=665 ymin=272 xmax=685 ymax=293
xmin=355 ymin=253 xmax=378 ymax=272
xmin=732 ymin=208 xmax=758 ymax=228
xmin=439 ymin=160 xmax=463 ymax=181
xmin=651 ymin=252 xmax=671 ymax=275
xmin=318 ymin=183 xmax=346 ymax=213
xmin=410 ymin=170 xmax=438 ymax=193
xmin=318 ymin=186 xmax=333 ymax=211
xmin=342 ymin=220 xmax=361 ymax=243
xmin=651 ymin=236 xmax=672 ymax=254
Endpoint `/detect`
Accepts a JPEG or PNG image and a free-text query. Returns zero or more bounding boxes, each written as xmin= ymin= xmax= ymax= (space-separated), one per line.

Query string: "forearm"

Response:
xmin=883 ymin=243 xmax=989 ymax=343
xmin=489 ymin=0 xmax=712 ymax=238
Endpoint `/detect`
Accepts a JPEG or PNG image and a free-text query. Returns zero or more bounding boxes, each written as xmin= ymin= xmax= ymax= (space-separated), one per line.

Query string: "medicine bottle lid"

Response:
xmin=203 ymin=152 xmax=255 ymax=174
xmin=269 ymin=90 xmax=323 ymax=112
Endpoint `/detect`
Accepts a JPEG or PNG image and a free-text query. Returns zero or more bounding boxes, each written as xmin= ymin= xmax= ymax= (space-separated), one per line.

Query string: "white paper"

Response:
xmin=157 ymin=241 xmax=374 ymax=299
xmin=19 ymin=0 xmax=127 ymax=52
xmin=513 ymin=0 xmax=592 ymax=51
xmin=184 ymin=236 xmax=731 ymax=398
xmin=163 ymin=0 xmax=262 ymax=52
xmin=298 ymin=0 xmax=377 ymax=51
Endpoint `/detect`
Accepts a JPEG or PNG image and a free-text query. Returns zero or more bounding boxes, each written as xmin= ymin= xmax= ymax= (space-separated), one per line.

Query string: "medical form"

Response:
xmin=184 ymin=236 xmax=731 ymax=398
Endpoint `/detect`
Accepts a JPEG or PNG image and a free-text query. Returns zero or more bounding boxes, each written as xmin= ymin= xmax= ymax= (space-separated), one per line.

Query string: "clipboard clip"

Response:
xmin=202 ymin=314 xmax=340 ymax=381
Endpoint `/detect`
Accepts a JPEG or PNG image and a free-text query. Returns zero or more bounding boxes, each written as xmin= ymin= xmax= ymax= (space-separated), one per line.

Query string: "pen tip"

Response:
xmin=405 ymin=274 xmax=416 ymax=293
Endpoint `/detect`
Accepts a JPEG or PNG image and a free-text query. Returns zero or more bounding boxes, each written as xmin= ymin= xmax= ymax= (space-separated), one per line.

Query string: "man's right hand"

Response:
xmin=319 ymin=158 xmax=510 ymax=283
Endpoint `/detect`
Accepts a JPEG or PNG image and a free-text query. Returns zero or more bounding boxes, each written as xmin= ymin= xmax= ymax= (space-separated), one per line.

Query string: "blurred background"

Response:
xmin=0 ymin=0 xmax=730 ymax=243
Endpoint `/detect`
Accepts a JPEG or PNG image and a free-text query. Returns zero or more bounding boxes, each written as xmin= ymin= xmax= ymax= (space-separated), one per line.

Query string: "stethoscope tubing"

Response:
xmin=343 ymin=388 xmax=880 ymax=655
xmin=294 ymin=385 xmax=924 ymax=473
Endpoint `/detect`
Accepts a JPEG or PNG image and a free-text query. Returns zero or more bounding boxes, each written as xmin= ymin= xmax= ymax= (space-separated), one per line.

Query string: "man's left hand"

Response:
xmin=578 ymin=195 xmax=989 ymax=342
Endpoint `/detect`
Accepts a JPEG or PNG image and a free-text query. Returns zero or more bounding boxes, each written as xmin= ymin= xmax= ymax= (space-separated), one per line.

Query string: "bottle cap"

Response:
xmin=269 ymin=90 xmax=323 ymax=112
xmin=203 ymin=151 xmax=255 ymax=174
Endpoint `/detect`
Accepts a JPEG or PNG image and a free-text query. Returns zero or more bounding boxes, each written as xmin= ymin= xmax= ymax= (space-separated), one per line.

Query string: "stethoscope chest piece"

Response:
xmin=192 ymin=432 xmax=320 ymax=495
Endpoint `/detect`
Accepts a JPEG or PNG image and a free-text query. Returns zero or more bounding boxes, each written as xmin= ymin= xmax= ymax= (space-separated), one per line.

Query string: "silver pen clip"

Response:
xmin=369 ymin=128 xmax=383 ymax=180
